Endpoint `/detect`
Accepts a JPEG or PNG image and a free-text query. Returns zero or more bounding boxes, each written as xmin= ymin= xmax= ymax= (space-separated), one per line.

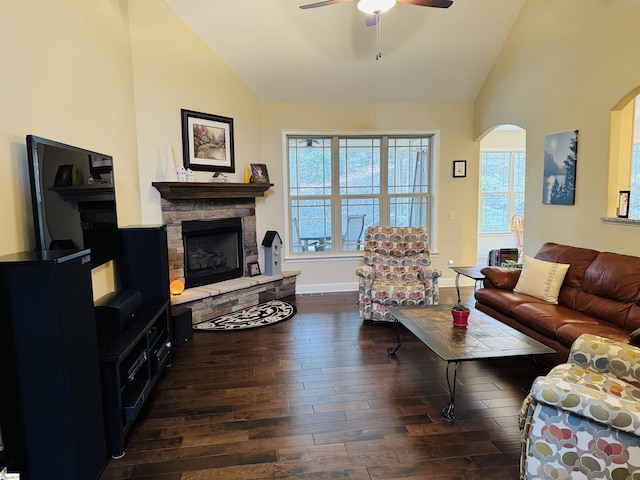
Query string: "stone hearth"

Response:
xmin=170 ymin=272 xmax=299 ymax=324
xmin=154 ymin=183 xmax=299 ymax=324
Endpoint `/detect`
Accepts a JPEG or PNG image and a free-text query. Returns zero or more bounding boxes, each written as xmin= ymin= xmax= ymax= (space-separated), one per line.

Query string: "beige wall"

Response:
xmin=0 ymin=0 xmax=261 ymax=296
xmin=481 ymin=128 xmax=526 ymax=150
xmin=127 ymin=0 xmax=482 ymax=291
xmin=261 ymin=101 xmax=479 ymax=291
xmin=474 ymin=0 xmax=640 ymax=257
xmin=0 ymin=0 xmax=140 ymax=297
xmin=127 ymin=0 xmax=262 ymax=224
xmin=4 ymin=0 xmax=639 ymax=297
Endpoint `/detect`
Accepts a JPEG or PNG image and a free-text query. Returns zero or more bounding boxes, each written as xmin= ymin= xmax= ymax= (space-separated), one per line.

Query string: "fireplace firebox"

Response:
xmin=182 ymin=218 xmax=243 ymax=288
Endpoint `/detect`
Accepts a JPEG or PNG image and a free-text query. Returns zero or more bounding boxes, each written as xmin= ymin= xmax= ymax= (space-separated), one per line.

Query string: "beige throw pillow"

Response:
xmin=513 ymin=255 xmax=570 ymax=304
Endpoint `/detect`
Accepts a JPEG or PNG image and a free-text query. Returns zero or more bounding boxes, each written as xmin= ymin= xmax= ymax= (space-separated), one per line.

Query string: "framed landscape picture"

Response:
xmin=543 ymin=130 xmax=578 ymax=205
xmin=181 ymin=109 xmax=235 ymax=172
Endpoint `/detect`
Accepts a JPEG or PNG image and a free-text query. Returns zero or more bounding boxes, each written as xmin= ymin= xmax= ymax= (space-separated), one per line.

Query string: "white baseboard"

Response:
xmin=296 ymin=282 xmax=359 ymax=294
xmin=295 ymin=277 xmax=464 ymax=294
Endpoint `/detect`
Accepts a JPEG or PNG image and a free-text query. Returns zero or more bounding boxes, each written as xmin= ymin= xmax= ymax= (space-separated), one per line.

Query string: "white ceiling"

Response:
xmin=165 ymin=0 xmax=525 ymax=102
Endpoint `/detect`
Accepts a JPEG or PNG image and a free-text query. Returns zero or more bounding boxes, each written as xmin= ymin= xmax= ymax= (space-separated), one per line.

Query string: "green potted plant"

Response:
xmin=451 ymin=302 xmax=470 ymax=327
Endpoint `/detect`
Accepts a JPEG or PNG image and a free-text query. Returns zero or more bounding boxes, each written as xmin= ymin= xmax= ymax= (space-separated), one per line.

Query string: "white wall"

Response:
xmin=261 ymin=100 xmax=480 ymax=291
xmin=475 ymin=0 xmax=640 ymax=257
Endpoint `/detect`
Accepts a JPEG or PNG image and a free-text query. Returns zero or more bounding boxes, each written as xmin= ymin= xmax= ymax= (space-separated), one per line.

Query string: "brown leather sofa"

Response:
xmin=474 ymin=242 xmax=640 ymax=365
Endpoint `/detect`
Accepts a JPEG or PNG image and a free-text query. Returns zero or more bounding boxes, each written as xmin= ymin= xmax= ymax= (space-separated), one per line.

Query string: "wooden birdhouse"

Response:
xmin=261 ymin=231 xmax=282 ymax=276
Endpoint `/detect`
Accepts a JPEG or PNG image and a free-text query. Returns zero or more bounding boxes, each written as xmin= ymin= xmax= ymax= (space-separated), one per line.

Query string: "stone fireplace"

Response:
xmin=160 ymin=196 xmax=258 ymax=287
xmin=152 ymin=182 xmax=299 ymax=324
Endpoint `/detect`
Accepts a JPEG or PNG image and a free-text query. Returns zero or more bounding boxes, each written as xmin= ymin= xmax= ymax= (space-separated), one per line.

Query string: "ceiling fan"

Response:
xmin=299 ymin=0 xmax=453 ymax=59
xmin=299 ymin=0 xmax=453 ymax=14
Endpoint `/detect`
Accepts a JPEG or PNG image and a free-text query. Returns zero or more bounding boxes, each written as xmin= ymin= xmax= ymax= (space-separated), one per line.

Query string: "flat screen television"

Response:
xmin=26 ymin=135 xmax=119 ymax=267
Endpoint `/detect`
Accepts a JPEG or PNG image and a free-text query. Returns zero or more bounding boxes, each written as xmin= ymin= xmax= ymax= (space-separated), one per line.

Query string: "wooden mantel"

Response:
xmin=152 ymin=182 xmax=272 ymax=200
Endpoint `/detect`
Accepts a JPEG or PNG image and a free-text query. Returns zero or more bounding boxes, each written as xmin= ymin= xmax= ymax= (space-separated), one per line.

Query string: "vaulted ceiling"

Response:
xmin=165 ymin=0 xmax=525 ymax=102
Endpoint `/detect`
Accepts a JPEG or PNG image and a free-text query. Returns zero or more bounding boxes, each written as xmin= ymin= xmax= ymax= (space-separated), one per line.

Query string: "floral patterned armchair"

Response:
xmin=520 ymin=334 xmax=640 ymax=479
xmin=356 ymin=226 xmax=441 ymax=322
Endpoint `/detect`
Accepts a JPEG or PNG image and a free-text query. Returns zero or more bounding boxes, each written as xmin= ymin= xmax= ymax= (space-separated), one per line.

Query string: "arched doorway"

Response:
xmin=477 ymin=124 xmax=526 ymax=264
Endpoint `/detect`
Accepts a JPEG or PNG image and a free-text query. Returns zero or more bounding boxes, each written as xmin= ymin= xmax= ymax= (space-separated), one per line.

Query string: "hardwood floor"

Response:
xmin=99 ymin=287 xmax=540 ymax=480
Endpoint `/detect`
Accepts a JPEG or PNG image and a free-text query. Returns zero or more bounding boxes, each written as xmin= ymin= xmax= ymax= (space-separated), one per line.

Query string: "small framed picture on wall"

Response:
xmin=453 ymin=160 xmax=467 ymax=178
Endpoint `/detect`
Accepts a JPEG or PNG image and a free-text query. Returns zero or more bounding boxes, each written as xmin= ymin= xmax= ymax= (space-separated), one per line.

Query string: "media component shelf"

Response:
xmin=98 ymin=299 xmax=171 ymax=459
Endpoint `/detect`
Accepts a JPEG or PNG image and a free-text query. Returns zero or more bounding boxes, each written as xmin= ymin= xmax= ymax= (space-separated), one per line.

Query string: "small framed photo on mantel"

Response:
xmin=248 ymin=262 xmax=261 ymax=277
xmin=618 ymin=190 xmax=630 ymax=218
xmin=250 ymin=163 xmax=270 ymax=183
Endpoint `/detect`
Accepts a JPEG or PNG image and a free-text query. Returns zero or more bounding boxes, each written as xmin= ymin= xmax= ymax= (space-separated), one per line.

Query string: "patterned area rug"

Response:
xmin=193 ymin=300 xmax=296 ymax=331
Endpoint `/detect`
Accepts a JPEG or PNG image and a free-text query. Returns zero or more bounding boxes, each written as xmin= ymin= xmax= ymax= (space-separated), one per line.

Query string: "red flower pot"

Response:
xmin=451 ymin=309 xmax=470 ymax=328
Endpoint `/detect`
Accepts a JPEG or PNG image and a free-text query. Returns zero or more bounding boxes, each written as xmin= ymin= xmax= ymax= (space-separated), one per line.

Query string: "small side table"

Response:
xmin=449 ymin=266 xmax=486 ymax=303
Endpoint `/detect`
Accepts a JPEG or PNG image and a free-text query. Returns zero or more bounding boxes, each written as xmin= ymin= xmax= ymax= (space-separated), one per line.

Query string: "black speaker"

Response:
xmin=171 ymin=306 xmax=193 ymax=346
xmin=95 ymin=289 xmax=143 ymax=332
xmin=119 ymin=225 xmax=169 ymax=301
xmin=0 ymin=250 xmax=107 ymax=479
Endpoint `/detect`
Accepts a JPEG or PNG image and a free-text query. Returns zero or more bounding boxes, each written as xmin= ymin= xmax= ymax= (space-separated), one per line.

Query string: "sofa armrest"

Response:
xmin=569 ymin=334 xmax=640 ymax=387
xmin=480 ymin=266 xmax=521 ymax=290
xmin=530 ymin=370 xmax=640 ymax=436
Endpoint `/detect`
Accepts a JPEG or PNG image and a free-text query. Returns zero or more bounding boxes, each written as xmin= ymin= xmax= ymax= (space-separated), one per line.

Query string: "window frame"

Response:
xmin=606 ymin=89 xmax=639 ymax=222
xmin=631 ymin=142 xmax=640 ymax=219
xmin=283 ymin=130 xmax=439 ymax=260
xmin=478 ymin=148 xmax=526 ymax=235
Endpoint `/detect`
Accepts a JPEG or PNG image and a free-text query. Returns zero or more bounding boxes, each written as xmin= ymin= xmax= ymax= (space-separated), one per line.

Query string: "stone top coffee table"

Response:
xmin=387 ymin=304 xmax=555 ymax=422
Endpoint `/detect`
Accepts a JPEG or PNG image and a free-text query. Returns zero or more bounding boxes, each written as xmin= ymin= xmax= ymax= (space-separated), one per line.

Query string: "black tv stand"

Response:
xmin=98 ymin=298 xmax=171 ymax=458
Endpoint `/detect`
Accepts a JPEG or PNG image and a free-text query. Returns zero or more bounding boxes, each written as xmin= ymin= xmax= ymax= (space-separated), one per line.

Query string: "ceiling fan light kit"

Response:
xmin=357 ymin=0 xmax=396 ymax=14
xmin=299 ymin=0 xmax=453 ymax=10
xmin=299 ymin=0 xmax=453 ymax=59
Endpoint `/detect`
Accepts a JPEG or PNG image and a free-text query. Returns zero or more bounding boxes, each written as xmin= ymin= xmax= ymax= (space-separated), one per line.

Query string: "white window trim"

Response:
xmin=478 ymin=147 xmax=526 ymax=235
xmin=282 ymin=130 xmax=440 ymax=261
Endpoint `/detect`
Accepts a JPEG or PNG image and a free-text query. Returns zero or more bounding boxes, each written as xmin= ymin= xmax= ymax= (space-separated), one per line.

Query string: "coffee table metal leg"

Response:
xmin=455 ymin=273 xmax=461 ymax=303
xmin=442 ymin=361 xmax=458 ymax=422
xmin=388 ymin=319 xmax=402 ymax=355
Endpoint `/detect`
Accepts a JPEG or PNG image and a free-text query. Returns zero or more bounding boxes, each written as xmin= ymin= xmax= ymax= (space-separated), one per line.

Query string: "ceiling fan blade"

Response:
xmin=299 ymin=0 xmax=353 ymax=9
xmin=398 ymin=0 xmax=453 ymax=7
